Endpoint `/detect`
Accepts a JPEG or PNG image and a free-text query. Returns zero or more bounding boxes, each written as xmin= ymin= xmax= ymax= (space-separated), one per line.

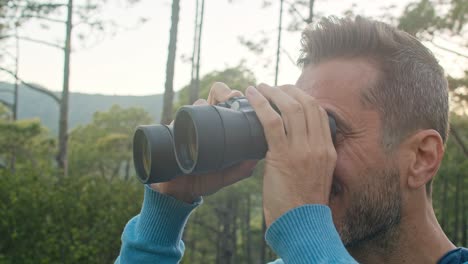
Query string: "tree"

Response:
xmin=0 ymin=117 xmax=55 ymax=172
xmin=189 ymin=0 xmax=206 ymax=104
xmin=57 ymin=0 xmax=73 ymax=176
xmin=175 ymin=64 xmax=256 ymax=109
xmin=273 ymin=0 xmax=284 ymax=87
xmin=0 ymin=103 xmax=10 ymax=120
xmin=0 ymin=0 xmax=144 ymax=177
xmin=239 ymin=0 xmax=318 ymax=86
xmin=161 ymin=0 xmax=181 ymax=125
xmin=69 ymin=105 xmax=153 ymax=181
xmin=0 ymin=1 xmax=63 ymax=125
xmin=434 ymin=114 xmax=468 ymax=246
xmin=398 ymin=0 xmax=468 ymax=110
xmin=397 ymin=0 xmax=468 ymax=246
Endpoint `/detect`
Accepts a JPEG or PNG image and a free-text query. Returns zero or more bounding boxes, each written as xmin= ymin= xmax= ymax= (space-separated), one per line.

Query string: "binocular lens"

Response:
xmin=142 ymin=136 xmax=151 ymax=177
xmin=174 ymin=111 xmax=198 ymax=172
xmin=134 ymin=129 xmax=151 ymax=182
xmin=133 ymin=125 xmax=183 ymax=184
xmin=188 ymin=124 xmax=198 ymax=164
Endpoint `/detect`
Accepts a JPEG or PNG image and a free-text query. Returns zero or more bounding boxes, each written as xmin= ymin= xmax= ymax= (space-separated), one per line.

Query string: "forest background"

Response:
xmin=0 ymin=0 xmax=467 ymax=263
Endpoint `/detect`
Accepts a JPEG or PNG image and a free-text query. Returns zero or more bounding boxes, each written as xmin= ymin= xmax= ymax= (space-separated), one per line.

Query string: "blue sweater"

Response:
xmin=115 ymin=186 xmax=468 ymax=264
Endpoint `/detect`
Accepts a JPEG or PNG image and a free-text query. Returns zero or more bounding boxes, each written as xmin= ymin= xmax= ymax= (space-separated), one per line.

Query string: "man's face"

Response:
xmin=296 ymin=58 xmax=402 ymax=247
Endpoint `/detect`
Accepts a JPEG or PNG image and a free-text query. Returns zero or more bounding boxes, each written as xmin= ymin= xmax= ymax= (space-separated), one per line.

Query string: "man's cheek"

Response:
xmin=329 ymin=200 xmax=347 ymax=236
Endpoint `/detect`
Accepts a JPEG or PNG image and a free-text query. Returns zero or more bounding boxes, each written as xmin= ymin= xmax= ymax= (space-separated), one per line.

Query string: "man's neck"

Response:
xmin=347 ymin=201 xmax=455 ymax=264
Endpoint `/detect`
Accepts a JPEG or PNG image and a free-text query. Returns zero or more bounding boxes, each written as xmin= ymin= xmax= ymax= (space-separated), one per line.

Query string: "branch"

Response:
xmin=0 ymin=67 xmax=61 ymax=104
xmin=0 ymin=35 xmax=63 ymax=50
xmin=17 ymin=36 xmax=64 ymax=50
xmin=283 ymin=0 xmax=307 ymax=23
xmin=450 ymin=124 xmax=468 ymax=157
xmin=21 ymin=15 xmax=66 ymax=24
xmin=11 ymin=3 xmax=68 ymax=9
xmin=281 ymin=47 xmax=297 ymax=66
xmin=0 ymin=88 xmax=14 ymax=94
xmin=0 ymin=99 xmax=13 ymax=109
xmin=0 ymin=48 xmax=17 ymax=60
xmin=431 ymin=41 xmax=468 ymax=59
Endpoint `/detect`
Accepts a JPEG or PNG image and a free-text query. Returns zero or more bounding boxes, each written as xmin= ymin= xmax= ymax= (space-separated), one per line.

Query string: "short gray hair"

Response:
xmin=298 ymin=16 xmax=449 ymax=194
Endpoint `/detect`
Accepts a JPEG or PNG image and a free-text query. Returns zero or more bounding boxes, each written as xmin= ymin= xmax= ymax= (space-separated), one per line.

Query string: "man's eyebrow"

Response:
xmin=326 ymin=109 xmax=352 ymax=132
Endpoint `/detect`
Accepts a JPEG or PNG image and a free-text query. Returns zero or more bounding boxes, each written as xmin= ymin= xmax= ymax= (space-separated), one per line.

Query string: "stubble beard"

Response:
xmin=337 ymin=167 xmax=402 ymax=252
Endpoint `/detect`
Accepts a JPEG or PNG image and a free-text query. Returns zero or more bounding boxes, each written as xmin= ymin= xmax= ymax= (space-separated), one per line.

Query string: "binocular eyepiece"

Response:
xmin=133 ymin=96 xmax=336 ymax=184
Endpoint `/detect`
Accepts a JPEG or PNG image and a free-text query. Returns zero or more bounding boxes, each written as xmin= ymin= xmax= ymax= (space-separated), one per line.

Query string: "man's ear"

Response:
xmin=405 ymin=130 xmax=444 ymax=190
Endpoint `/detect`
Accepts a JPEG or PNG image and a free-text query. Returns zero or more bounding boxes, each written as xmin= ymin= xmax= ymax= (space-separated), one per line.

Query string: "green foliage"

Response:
xmin=448 ymin=73 xmax=468 ymax=113
xmin=181 ymin=163 xmax=278 ymax=263
xmin=433 ymin=114 xmax=468 ymax=246
xmin=398 ymin=0 xmax=437 ymax=36
xmin=0 ymin=118 xmax=55 ymax=171
xmin=174 ymin=65 xmax=256 ymax=110
xmin=69 ymin=105 xmax=153 ymax=181
xmin=0 ymin=104 xmax=10 ymax=120
xmin=0 ymin=0 xmax=61 ymax=36
xmin=398 ymin=0 xmax=468 ymax=36
xmin=0 ymin=167 xmax=143 ymax=264
xmin=0 ymin=104 xmax=149 ymax=263
xmin=398 ymin=0 xmax=468 ymax=105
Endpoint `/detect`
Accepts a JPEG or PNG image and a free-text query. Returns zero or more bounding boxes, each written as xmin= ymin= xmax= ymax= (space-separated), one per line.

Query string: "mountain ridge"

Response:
xmin=0 ymin=82 xmax=166 ymax=135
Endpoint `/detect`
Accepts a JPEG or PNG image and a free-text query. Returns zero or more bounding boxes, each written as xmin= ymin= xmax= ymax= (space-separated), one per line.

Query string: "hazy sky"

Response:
xmin=2 ymin=0 xmax=464 ymax=96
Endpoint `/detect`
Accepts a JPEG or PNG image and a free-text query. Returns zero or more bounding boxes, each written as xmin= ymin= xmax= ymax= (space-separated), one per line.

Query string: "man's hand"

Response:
xmin=151 ymin=82 xmax=258 ymax=203
xmin=245 ymin=83 xmax=337 ymax=227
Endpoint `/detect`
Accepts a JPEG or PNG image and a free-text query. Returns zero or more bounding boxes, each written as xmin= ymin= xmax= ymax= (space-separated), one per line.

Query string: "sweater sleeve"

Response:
xmin=115 ymin=185 xmax=201 ymax=264
xmin=265 ymin=204 xmax=358 ymax=264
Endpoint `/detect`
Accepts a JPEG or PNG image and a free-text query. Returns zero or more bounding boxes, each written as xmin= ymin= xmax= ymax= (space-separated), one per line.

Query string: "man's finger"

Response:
xmin=193 ymin=99 xmax=208 ymax=105
xmin=245 ymin=86 xmax=286 ymax=152
xmin=279 ymin=85 xmax=333 ymax=147
xmin=256 ymin=83 xmax=307 ymax=146
xmin=207 ymin=82 xmax=243 ymax=105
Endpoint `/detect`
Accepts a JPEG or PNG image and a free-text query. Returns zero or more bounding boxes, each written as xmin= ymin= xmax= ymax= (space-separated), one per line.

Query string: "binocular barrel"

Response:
xmin=133 ymin=125 xmax=182 ymax=184
xmin=133 ymin=97 xmax=336 ymax=184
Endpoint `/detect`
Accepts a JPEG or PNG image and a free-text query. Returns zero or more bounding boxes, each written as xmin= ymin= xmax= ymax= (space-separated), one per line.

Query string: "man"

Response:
xmin=116 ymin=16 xmax=468 ymax=263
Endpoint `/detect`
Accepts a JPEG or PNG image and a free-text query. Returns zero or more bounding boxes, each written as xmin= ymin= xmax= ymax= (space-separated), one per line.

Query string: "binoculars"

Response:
xmin=133 ymin=96 xmax=336 ymax=184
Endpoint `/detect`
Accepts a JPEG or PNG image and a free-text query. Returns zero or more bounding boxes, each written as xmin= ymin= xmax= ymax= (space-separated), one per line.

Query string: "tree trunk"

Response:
xmin=124 ymin=158 xmax=131 ymax=181
xmin=260 ymin=212 xmax=267 ymax=264
xmin=189 ymin=217 xmax=197 ymax=263
xmin=461 ymin=174 xmax=467 ymax=246
xmin=306 ymin=0 xmax=315 ymax=23
xmin=160 ymin=0 xmax=180 ymax=125
xmin=454 ymin=173 xmax=461 ymax=244
xmin=10 ymin=27 xmax=19 ymax=173
xmin=189 ymin=0 xmax=199 ymax=104
xmin=57 ymin=0 xmax=73 ymax=177
xmin=231 ymin=198 xmax=238 ymax=263
xmin=274 ymin=0 xmax=284 ymax=86
xmin=13 ymin=27 xmax=19 ymax=121
xmin=111 ymin=162 xmax=121 ymax=181
xmin=216 ymin=210 xmax=222 ymax=264
xmin=193 ymin=0 xmax=205 ymax=103
xmin=450 ymin=124 xmax=468 ymax=158
xmin=441 ymin=174 xmax=449 ymax=230
xmin=221 ymin=201 xmax=232 ymax=264
xmin=245 ymin=194 xmax=252 ymax=263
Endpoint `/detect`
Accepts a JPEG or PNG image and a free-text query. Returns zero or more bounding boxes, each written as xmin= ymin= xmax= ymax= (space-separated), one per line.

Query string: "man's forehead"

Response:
xmin=295 ymin=58 xmax=381 ymax=130
xmin=296 ymin=58 xmax=379 ymax=100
